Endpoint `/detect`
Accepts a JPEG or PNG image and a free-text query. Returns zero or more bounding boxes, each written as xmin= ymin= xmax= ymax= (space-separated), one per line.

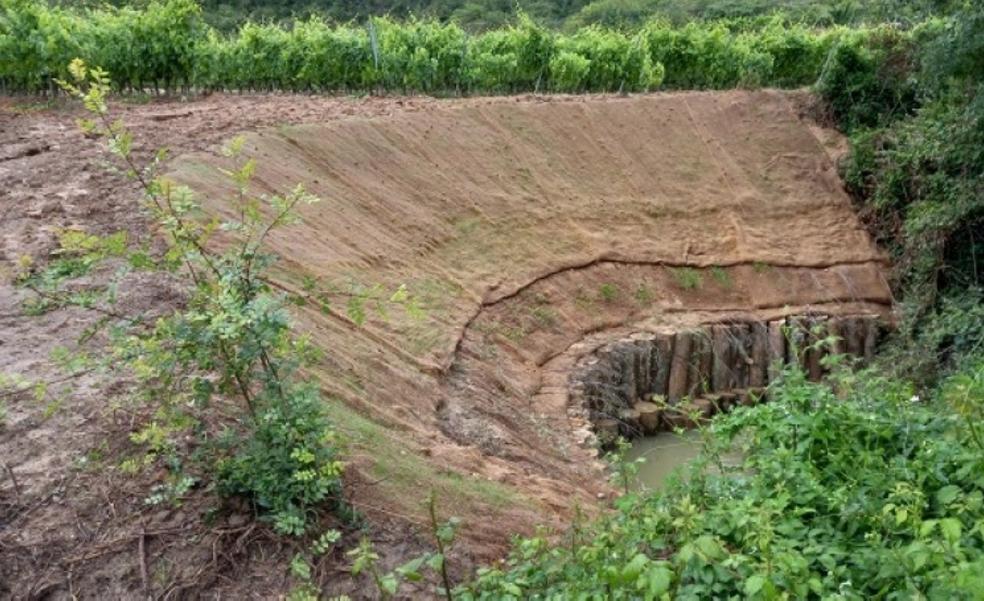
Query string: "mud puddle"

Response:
xmin=626 ymin=430 xmax=704 ymax=491
xmin=626 ymin=430 xmax=746 ymax=491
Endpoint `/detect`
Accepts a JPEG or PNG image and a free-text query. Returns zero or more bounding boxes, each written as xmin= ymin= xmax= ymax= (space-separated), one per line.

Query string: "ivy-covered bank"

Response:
xmin=817 ymin=5 xmax=983 ymax=384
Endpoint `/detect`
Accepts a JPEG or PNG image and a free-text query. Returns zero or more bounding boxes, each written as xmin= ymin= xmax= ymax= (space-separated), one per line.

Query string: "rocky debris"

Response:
xmin=662 ymin=397 xmax=716 ymax=430
xmin=634 ymin=401 xmax=662 ymax=434
xmin=619 ymin=406 xmax=642 ymax=437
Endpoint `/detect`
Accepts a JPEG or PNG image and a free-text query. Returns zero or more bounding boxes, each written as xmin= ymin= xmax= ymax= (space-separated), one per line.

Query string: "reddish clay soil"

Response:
xmin=0 ymin=90 xmax=892 ymax=599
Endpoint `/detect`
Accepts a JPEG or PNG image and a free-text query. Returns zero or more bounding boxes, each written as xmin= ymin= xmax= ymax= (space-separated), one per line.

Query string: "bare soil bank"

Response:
xmin=1 ymin=90 xmax=891 ymax=598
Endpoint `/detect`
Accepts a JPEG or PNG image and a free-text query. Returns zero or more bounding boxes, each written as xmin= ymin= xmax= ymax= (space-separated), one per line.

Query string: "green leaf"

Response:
xmin=426 ymin=553 xmax=444 ymax=572
xmin=694 ymin=535 xmax=723 ymax=560
xmin=502 ymin=582 xmax=523 ymax=596
xmin=389 ymin=284 xmax=409 ymax=303
xmin=940 ymin=518 xmax=962 ymax=544
xmin=645 ymin=566 xmax=672 ymax=596
xmin=920 ymin=520 xmax=938 ymax=537
xmin=745 ymin=574 xmax=766 ymax=596
xmin=290 ymin=553 xmax=311 ymax=581
xmin=621 ymin=553 xmax=649 ymax=582
xmin=379 ymin=574 xmax=399 ymax=595
xmin=396 ymin=556 xmax=425 ymax=582
xmin=907 ymin=542 xmax=931 ymax=571
xmin=937 ymin=485 xmax=962 ymax=505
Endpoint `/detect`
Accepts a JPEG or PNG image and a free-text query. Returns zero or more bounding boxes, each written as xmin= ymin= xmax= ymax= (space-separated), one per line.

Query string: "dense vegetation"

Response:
xmin=816 ymin=2 xmax=983 ymax=382
xmin=462 ymin=359 xmax=984 ymax=598
xmin=0 ymin=0 xmax=926 ymax=95
xmin=62 ymin=0 xmax=956 ymax=32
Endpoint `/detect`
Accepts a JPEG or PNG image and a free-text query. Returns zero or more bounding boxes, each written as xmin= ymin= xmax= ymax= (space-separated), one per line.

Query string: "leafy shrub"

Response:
xmin=218 ymin=381 xmax=343 ymax=535
xmin=645 ymin=20 xmax=746 ymax=88
xmin=815 ymin=27 xmax=919 ymax=130
xmin=290 ymin=19 xmax=376 ymax=92
xmin=820 ymin=6 xmax=983 ymax=378
xmin=466 ymin=29 xmax=520 ymax=92
xmin=554 ymin=26 xmax=660 ymax=92
xmin=54 ymin=61 xmax=347 ymax=535
xmin=549 ymin=50 xmax=591 ymax=92
xmin=460 ymin=359 xmax=984 ymax=598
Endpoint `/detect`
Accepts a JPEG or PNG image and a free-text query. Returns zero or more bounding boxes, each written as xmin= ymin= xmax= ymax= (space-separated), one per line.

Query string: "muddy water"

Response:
xmin=625 ymin=430 xmax=705 ymax=491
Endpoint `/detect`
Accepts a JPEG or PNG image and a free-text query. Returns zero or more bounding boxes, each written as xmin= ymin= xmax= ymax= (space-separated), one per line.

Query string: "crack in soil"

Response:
xmin=445 ymin=255 xmax=890 ymax=374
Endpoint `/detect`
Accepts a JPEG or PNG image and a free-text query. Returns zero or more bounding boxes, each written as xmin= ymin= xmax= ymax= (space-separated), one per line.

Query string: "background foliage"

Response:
xmin=0 ymin=0 xmax=911 ymax=95
xmin=57 ymin=0 xmax=960 ymax=32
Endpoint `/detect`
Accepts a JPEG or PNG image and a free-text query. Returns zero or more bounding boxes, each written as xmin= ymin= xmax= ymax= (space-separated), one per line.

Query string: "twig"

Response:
xmin=62 ymin=526 xmax=190 ymax=564
xmin=428 ymin=491 xmax=454 ymax=601
xmin=139 ymin=527 xmax=149 ymax=599
xmin=0 ymin=368 xmax=94 ymax=399
xmin=3 ymin=462 xmax=21 ymax=501
xmin=232 ymin=522 xmax=257 ymax=553
xmin=24 ymin=282 xmax=144 ymax=325
xmin=356 ymin=475 xmax=390 ymax=488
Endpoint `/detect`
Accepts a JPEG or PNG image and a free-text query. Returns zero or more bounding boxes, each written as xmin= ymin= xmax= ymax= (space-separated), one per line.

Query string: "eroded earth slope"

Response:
xmin=1 ymin=90 xmax=892 ymax=598
xmin=170 ymin=89 xmax=892 ymax=530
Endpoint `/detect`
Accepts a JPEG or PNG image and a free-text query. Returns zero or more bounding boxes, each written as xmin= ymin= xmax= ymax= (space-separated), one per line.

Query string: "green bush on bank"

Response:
xmin=460 ymin=359 xmax=984 ymax=599
xmin=1 ymin=0 xmax=895 ymax=95
xmin=817 ymin=6 xmax=983 ymax=381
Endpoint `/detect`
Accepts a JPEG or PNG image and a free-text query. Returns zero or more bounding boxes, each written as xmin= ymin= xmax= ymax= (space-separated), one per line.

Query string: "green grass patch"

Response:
xmin=329 ymin=400 xmax=522 ymax=517
xmin=710 ymin=266 xmax=732 ymax=289
xmin=598 ymin=283 xmax=619 ymax=303
xmin=671 ymin=267 xmax=702 ymax=290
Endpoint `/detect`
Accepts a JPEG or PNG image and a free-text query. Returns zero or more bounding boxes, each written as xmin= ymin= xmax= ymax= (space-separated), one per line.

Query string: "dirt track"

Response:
xmin=1 ymin=90 xmax=892 ymax=598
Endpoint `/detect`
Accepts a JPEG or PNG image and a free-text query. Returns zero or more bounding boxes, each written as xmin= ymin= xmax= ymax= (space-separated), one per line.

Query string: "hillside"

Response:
xmin=2 ymin=88 xmax=894 ymax=597
xmin=1 ymin=1 xmax=981 ymax=598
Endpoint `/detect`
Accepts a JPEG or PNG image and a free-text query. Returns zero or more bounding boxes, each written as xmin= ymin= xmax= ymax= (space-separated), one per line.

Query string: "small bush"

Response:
xmin=671 ymin=267 xmax=701 ymax=289
xmin=598 ymin=283 xmax=619 ymax=302
xmin=218 ymin=383 xmax=343 ymax=535
xmin=549 ymin=50 xmax=590 ymax=92
xmin=53 ymin=61 xmax=360 ymax=535
xmin=815 ymin=28 xmax=918 ymax=131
